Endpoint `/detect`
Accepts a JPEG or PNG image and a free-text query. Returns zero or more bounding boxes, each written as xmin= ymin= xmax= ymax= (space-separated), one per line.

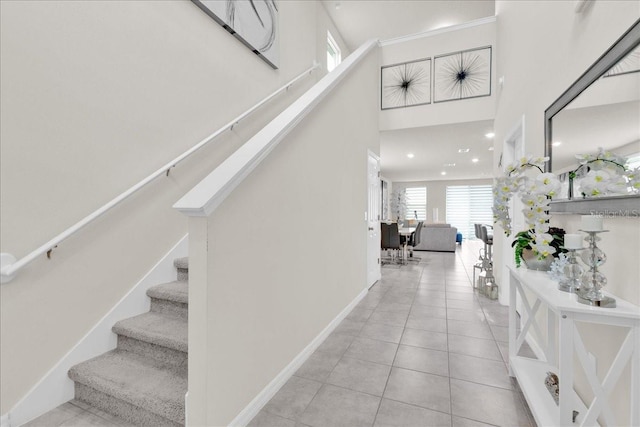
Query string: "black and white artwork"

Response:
xmin=381 ymin=58 xmax=431 ymax=110
xmin=192 ymin=0 xmax=279 ymax=69
xmin=603 ymin=46 xmax=640 ymax=77
xmin=434 ymin=46 xmax=491 ymax=103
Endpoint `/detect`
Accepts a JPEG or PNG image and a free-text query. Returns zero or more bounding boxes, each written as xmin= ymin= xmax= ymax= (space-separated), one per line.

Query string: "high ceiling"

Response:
xmin=321 ymin=0 xmax=495 ymax=51
xmin=322 ymin=0 xmax=497 ymax=183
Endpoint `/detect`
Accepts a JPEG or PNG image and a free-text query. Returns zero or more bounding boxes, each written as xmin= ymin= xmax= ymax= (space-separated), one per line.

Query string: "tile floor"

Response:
xmin=248 ymin=241 xmax=536 ymax=427
xmin=23 ymin=241 xmax=536 ymax=427
xmin=22 ymin=399 xmax=134 ymax=427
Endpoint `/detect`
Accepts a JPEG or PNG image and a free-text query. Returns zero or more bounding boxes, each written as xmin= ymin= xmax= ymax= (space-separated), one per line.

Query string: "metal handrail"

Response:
xmin=0 ymin=62 xmax=319 ymax=283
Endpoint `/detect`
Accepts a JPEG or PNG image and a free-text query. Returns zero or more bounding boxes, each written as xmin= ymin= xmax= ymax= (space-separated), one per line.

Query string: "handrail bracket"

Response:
xmin=46 ymin=246 xmax=58 ymax=259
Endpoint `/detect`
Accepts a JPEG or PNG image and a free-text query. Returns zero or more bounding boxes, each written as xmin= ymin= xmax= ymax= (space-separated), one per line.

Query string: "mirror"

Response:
xmin=545 ymin=19 xmax=640 ymax=204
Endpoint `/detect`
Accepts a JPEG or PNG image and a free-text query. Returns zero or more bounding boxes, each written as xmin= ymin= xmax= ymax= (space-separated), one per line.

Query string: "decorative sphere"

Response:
xmin=581 ymin=271 xmax=607 ymax=288
xmin=580 ymin=248 xmax=606 ymax=267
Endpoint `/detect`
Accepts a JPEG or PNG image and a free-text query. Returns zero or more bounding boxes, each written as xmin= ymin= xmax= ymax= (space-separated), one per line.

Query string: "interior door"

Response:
xmin=367 ymin=152 xmax=381 ymax=288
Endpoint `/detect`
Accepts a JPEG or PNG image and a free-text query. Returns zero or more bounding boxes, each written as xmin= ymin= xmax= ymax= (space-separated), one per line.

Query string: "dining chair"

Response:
xmin=408 ymin=221 xmax=423 ymax=262
xmin=381 ymin=222 xmax=401 ymax=264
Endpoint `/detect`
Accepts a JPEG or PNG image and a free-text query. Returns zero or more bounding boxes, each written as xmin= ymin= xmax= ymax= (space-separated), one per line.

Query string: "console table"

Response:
xmin=508 ymin=266 xmax=640 ymax=426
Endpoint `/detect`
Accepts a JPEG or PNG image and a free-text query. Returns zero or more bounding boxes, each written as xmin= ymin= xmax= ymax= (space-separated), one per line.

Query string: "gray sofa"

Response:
xmin=413 ymin=223 xmax=458 ymax=252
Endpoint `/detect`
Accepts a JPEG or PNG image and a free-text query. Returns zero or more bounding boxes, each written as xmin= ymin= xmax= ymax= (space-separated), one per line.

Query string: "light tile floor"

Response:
xmin=24 ymin=241 xmax=536 ymax=427
xmin=249 ymin=241 xmax=537 ymax=427
xmin=23 ymin=399 xmax=134 ymax=427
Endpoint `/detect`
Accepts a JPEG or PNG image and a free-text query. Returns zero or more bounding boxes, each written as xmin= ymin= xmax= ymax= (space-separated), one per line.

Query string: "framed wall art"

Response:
xmin=434 ymin=46 xmax=491 ymax=103
xmin=381 ymin=58 xmax=431 ymax=110
xmin=192 ymin=0 xmax=279 ymax=69
xmin=603 ymin=46 xmax=640 ymax=77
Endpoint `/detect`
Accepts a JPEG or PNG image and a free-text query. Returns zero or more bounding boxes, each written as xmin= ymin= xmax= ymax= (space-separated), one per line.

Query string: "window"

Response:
xmin=446 ymin=185 xmax=493 ymax=239
xmin=627 ymin=152 xmax=640 ymax=170
xmin=405 ymin=187 xmax=427 ymax=221
xmin=327 ymin=31 xmax=341 ymax=72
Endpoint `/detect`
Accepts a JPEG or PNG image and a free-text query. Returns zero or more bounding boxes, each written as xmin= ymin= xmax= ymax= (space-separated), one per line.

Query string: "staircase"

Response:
xmin=67 ymin=258 xmax=189 ymax=426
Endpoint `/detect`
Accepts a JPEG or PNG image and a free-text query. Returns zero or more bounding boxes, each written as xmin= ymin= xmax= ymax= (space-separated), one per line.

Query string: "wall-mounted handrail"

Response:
xmin=173 ymin=39 xmax=378 ymax=218
xmin=0 ymin=62 xmax=319 ymax=284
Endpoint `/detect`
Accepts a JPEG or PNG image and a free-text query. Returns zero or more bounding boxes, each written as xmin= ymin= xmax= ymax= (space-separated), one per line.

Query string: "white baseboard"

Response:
xmin=6 ymin=235 xmax=188 ymax=427
xmin=228 ymin=287 xmax=369 ymax=427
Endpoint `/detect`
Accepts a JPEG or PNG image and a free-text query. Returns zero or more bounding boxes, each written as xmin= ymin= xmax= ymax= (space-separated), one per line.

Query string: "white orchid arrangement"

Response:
xmin=390 ymin=189 xmax=407 ymax=222
xmin=493 ymin=155 xmax=563 ymax=260
xmin=572 ymin=147 xmax=640 ymax=197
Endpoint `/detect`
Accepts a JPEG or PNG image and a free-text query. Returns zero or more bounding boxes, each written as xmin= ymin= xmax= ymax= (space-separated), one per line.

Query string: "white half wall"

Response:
xmin=185 ymin=46 xmax=380 ymax=426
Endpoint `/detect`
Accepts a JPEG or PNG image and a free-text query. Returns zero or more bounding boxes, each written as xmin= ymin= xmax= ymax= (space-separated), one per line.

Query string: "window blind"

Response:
xmin=445 ymin=185 xmax=493 ymax=239
xmin=405 ymin=187 xmax=427 ymax=220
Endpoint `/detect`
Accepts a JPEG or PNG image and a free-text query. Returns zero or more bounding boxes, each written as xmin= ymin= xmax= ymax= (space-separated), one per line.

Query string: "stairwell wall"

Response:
xmin=0 ymin=0 xmax=345 ymax=415
xmin=187 ymin=48 xmax=379 ymax=426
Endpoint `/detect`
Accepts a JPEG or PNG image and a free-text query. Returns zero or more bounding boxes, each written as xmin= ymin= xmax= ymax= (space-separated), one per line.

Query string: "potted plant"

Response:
xmin=511 ymin=227 xmax=567 ymax=269
xmin=390 ymin=189 xmax=406 ymax=225
xmin=494 ymin=155 xmax=564 ymax=270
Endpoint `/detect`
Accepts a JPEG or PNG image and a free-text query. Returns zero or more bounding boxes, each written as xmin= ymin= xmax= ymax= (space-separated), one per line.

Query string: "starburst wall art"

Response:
xmin=434 ymin=46 xmax=491 ymax=103
xmin=381 ymin=58 xmax=431 ymax=110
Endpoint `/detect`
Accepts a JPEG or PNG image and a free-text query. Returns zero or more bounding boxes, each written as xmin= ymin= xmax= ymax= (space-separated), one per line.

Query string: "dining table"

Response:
xmin=398 ymin=227 xmax=415 ymax=263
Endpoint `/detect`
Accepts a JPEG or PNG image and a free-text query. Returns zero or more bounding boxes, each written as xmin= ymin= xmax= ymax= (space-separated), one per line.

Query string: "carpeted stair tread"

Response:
xmin=113 ymin=312 xmax=187 ymax=353
xmin=173 ymin=257 xmax=188 ymax=270
xmin=68 ymin=350 xmax=186 ymax=424
xmin=147 ymin=280 xmax=188 ymax=304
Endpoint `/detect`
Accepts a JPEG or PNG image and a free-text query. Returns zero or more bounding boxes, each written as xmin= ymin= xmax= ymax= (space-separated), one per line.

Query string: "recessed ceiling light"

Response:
xmin=458 ymin=148 xmax=470 ymax=153
xmin=441 ymin=171 xmax=446 ymax=176
xmin=485 ymin=132 xmax=495 ymax=139
xmin=335 ymin=2 xmax=341 ymax=9
xmin=407 ymin=153 xmax=415 ymax=158
xmin=488 ymin=146 xmax=494 ymax=151
xmin=443 ymin=163 xmax=456 ymax=167
xmin=472 ymin=158 xmax=479 ymax=163
xmin=552 ymin=141 xmax=562 ymax=147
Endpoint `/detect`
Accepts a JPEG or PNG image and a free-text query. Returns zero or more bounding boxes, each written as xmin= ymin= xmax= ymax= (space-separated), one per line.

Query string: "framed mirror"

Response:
xmin=544 ymin=19 xmax=640 ymax=214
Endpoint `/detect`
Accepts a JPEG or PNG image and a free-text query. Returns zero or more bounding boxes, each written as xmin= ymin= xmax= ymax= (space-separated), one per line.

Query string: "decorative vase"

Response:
xmin=522 ymin=248 xmax=553 ymax=271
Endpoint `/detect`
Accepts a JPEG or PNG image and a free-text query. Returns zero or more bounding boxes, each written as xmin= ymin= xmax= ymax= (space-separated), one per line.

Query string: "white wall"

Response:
xmin=493 ymin=0 xmax=640 ymax=303
xmin=0 ymin=0 xmax=344 ymax=415
xmin=493 ymin=2 xmax=640 ymax=423
xmin=317 ymin=1 xmax=351 ymax=71
xmin=392 ymin=178 xmax=492 ymax=225
xmin=380 ymin=19 xmax=496 ymax=131
xmin=186 ymin=47 xmax=380 ymax=426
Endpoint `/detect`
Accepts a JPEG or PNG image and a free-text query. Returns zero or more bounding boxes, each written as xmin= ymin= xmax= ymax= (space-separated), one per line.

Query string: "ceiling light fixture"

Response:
xmin=441 ymin=171 xmax=446 ymax=176
xmin=488 ymin=146 xmax=494 ymax=151
xmin=335 ymin=2 xmax=341 ymax=10
xmin=443 ymin=163 xmax=456 ymax=167
xmin=458 ymin=148 xmax=470 ymax=153
xmin=552 ymin=141 xmax=562 ymax=147
xmin=485 ymin=132 xmax=495 ymax=139
xmin=472 ymin=158 xmax=479 ymax=163
xmin=407 ymin=153 xmax=415 ymax=158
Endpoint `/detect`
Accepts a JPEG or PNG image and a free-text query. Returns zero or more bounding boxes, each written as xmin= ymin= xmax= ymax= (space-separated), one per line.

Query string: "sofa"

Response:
xmin=413 ymin=223 xmax=458 ymax=252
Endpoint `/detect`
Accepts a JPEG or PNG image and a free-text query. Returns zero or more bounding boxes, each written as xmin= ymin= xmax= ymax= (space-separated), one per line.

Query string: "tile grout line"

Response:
xmin=372 ymin=261 xmax=429 ymax=426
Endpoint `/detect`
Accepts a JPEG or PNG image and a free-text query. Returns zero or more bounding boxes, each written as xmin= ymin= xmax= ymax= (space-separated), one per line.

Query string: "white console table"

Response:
xmin=508 ymin=267 xmax=640 ymax=427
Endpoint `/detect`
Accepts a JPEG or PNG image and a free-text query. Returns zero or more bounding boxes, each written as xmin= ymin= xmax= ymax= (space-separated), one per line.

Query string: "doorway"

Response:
xmin=367 ymin=151 xmax=381 ymax=288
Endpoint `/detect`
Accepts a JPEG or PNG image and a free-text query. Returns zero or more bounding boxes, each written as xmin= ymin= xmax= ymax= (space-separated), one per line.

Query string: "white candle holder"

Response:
xmin=558 ymin=248 xmax=584 ymax=293
xmin=576 ymin=230 xmax=616 ymax=308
